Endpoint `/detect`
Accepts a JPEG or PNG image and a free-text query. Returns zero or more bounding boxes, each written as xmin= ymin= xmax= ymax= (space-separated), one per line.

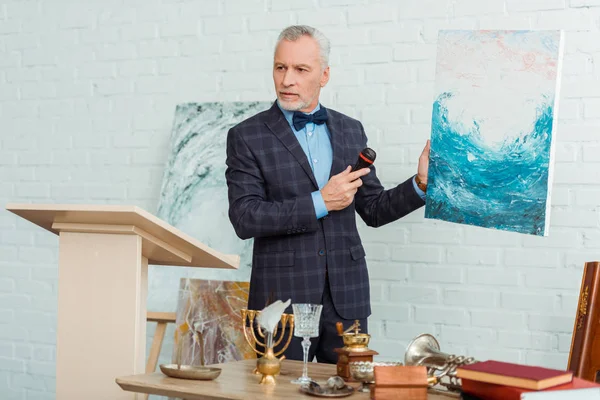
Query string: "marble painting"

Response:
xmin=156 ymin=102 xmax=271 ymax=285
xmin=172 ymin=279 xmax=255 ymax=366
xmin=425 ymin=30 xmax=564 ymax=236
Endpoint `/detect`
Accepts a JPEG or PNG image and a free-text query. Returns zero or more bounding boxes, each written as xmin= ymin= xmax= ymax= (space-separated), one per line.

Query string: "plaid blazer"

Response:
xmin=225 ymin=102 xmax=424 ymax=319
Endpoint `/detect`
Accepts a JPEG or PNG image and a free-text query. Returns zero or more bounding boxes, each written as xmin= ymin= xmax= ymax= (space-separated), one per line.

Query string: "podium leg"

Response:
xmin=56 ymin=232 xmax=147 ymax=400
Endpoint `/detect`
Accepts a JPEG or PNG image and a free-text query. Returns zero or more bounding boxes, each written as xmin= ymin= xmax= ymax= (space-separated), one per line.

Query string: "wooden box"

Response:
xmin=370 ymin=365 xmax=428 ymax=400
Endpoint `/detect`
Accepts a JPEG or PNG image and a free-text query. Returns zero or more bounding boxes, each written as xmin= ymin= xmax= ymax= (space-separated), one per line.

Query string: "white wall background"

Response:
xmin=1 ymin=0 xmax=600 ymax=398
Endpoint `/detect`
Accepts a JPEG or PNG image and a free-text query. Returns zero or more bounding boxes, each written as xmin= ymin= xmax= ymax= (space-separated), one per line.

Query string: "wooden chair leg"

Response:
xmin=144 ymin=312 xmax=177 ymax=400
xmin=147 ymin=322 xmax=167 ymax=373
xmin=141 ymin=322 xmax=166 ymax=400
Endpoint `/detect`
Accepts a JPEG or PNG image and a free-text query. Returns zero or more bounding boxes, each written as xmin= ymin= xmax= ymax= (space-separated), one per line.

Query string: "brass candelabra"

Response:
xmin=240 ymin=308 xmax=294 ymax=384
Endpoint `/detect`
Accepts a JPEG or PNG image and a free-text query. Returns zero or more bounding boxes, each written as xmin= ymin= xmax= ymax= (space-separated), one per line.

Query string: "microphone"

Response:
xmin=351 ymin=147 xmax=376 ymax=172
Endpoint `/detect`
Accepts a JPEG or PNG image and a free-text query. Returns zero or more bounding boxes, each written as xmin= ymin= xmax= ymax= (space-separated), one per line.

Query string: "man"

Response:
xmin=225 ymin=25 xmax=430 ymax=364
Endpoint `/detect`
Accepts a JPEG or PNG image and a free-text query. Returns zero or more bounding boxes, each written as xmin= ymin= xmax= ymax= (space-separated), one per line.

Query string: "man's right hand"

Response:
xmin=321 ymin=166 xmax=371 ymax=212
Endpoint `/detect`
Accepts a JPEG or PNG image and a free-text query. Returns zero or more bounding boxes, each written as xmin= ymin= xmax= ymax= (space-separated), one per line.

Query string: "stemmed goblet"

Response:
xmin=290 ymin=303 xmax=323 ymax=385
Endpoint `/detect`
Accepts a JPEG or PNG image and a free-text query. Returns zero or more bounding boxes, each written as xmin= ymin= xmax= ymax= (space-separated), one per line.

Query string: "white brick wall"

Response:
xmin=1 ymin=0 xmax=600 ymax=398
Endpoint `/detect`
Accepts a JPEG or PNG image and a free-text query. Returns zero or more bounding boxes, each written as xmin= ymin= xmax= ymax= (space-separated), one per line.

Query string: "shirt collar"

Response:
xmin=277 ymin=100 xmax=321 ymax=129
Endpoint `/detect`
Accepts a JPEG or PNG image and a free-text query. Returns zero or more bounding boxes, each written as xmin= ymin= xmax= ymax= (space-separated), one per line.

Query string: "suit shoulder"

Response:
xmin=327 ymin=108 xmax=363 ymax=127
xmin=230 ymin=107 xmax=272 ymax=132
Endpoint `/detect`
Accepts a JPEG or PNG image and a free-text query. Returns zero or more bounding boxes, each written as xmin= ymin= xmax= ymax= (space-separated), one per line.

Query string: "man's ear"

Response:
xmin=320 ymin=66 xmax=330 ymax=87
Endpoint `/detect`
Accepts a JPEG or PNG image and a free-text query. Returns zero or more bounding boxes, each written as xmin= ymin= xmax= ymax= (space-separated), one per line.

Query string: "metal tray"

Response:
xmin=159 ymin=364 xmax=222 ymax=380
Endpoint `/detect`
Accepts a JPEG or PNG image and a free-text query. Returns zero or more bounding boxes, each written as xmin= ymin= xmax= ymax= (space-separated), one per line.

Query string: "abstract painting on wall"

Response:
xmin=172 ymin=279 xmax=255 ymax=366
xmin=156 ymin=102 xmax=271 ymax=289
xmin=425 ymin=30 xmax=564 ymax=236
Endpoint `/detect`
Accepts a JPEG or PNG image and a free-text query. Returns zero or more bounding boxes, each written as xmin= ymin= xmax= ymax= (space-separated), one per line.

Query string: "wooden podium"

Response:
xmin=6 ymin=203 xmax=240 ymax=400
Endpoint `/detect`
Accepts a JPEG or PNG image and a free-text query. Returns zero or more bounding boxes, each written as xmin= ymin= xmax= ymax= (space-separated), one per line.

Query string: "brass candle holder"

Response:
xmin=240 ymin=308 xmax=294 ymax=385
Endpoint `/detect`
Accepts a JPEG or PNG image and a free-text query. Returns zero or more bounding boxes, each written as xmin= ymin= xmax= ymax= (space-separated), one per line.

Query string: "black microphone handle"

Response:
xmin=351 ymin=158 xmax=373 ymax=172
xmin=351 ymin=148 xmax=376 ymax=172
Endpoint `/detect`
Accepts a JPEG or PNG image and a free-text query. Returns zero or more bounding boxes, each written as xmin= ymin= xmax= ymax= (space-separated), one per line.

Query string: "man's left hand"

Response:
xmin=417 ymin=139 xmax=430 ymax=182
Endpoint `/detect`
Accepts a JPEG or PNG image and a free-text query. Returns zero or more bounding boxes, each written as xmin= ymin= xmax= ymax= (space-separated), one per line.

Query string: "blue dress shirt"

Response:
xmin=278 ymin=102 xmax=331 ymax=219
xmin=277 ymin=101 xmax=426 ymax=219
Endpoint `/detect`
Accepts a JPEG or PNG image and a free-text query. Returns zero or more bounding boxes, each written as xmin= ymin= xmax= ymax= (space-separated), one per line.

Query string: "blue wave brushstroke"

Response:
xmin=425 ymin=92 xmax=554 ymax=236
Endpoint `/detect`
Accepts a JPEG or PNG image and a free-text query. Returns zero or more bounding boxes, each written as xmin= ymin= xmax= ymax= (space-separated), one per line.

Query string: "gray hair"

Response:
xmin=275 ymin=25 xmax=331 ymax=69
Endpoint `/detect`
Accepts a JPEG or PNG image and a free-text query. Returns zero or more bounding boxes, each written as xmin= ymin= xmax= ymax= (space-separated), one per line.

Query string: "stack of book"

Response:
xmin=456 ymin=360 xmax=600 ymax=400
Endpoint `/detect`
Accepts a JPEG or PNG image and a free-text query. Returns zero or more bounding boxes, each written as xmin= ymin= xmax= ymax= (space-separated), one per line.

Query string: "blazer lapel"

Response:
xmin=264 ymin=102 xmax=319 ymax=189
xmin=326 ymin=109 xmax=346 ymax=179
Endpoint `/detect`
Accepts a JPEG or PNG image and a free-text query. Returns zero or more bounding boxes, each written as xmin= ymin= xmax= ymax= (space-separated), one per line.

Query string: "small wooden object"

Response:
xmin=371 ymin=365 xmax=428 ymax=400
xmin=334 ymin=321 xmax=378 ymax=381
xmin=568 ymin=261 xmax=600 ymax=382
xmin=335 ymin=348 xmax=379 ymax=381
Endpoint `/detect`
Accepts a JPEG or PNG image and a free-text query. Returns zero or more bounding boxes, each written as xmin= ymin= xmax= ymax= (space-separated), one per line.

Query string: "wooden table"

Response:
xmin=116 ymin=359 xmax=452 ymax=399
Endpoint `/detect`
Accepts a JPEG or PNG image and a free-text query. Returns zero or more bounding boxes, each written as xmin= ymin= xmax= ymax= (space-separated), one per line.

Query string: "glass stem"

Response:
xmin=301 ymin=337 xmax=311 ymax=380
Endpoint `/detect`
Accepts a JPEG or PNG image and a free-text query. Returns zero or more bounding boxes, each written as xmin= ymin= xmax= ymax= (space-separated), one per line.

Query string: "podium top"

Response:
xmin=6 ymin=203 xmax=240 ymax=269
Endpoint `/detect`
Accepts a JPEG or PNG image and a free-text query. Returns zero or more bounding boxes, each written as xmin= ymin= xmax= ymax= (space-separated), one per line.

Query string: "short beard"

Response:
xmin=277 ymin=89 xmax=319 ymax=112
xmin=278 ymin=98 xmax=309 ymax=112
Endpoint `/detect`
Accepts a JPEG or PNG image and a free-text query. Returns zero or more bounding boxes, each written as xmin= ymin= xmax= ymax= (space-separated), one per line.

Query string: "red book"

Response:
xmin=456 ymin=360 xmax=573 ymax=390
xmin=461 ymin=376 xmax=600 ymax=400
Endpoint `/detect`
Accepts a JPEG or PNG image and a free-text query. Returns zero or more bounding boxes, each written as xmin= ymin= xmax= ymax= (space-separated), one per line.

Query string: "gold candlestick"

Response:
xmin=240 ymin=309 xmax=294 ymax=384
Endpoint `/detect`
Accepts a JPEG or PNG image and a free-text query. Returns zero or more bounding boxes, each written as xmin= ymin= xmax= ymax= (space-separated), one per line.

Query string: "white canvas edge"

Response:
xmin=423 ymin=29 xmax=447 ymax=214
xmin=544 ymin=29 xmax=565 ymax=237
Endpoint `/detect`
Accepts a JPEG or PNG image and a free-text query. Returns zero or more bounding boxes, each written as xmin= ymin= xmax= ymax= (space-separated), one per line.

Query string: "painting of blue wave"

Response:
xmin=424 ymin=30 xmax=564 ymax=236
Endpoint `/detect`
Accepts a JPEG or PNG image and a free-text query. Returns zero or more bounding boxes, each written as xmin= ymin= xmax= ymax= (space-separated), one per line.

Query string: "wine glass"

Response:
xmin=291 ymin=303 xmax=323 ymax=385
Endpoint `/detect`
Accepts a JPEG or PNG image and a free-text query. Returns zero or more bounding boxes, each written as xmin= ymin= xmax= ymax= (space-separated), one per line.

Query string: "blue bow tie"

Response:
xmin=292 ymin=107 xmax=328 ymax=131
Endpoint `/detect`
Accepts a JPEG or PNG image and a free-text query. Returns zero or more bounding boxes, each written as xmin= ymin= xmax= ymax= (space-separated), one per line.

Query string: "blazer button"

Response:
xmin=318 ymin=249 xmax=326 ymax=256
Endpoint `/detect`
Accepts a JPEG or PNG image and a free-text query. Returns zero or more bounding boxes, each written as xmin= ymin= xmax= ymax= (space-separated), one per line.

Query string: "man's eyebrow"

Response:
xmin=273 ymin=61 xmax=312 ymax=69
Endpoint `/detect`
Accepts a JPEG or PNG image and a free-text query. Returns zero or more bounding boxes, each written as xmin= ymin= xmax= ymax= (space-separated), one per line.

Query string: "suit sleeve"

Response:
xmin=354 ymin=123 xmax=425 ymax=228
xmin=225 ymin=127 xmax=320 ymax=240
